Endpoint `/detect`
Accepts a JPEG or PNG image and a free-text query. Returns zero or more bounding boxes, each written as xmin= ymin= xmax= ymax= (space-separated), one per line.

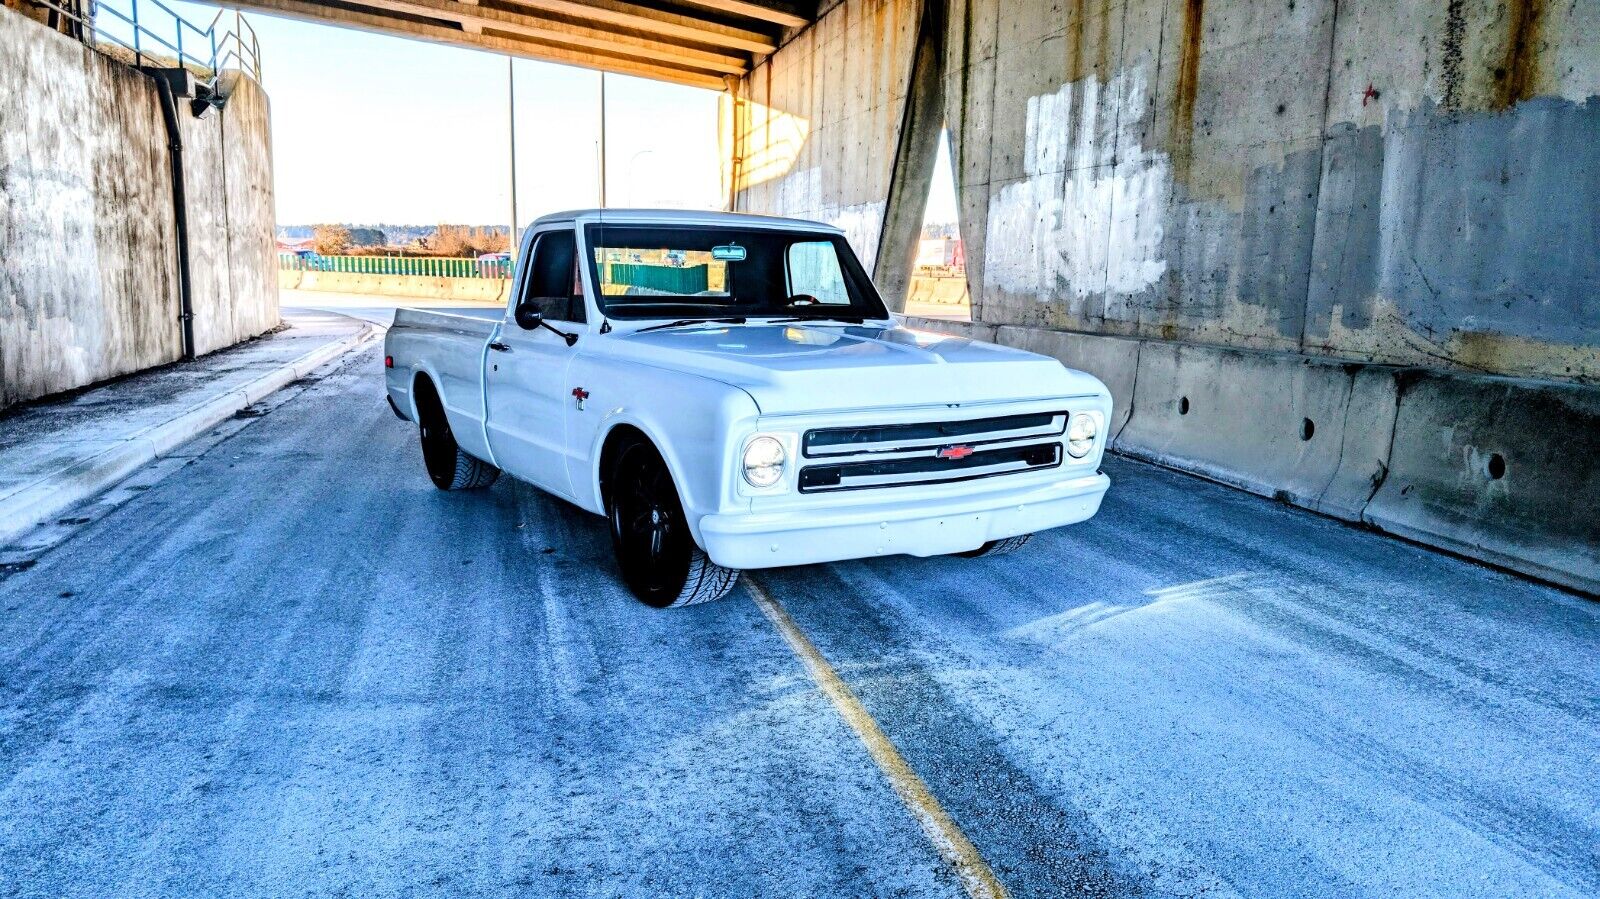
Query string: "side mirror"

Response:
xmin=514 ymin=301 xmax=543 ymax=331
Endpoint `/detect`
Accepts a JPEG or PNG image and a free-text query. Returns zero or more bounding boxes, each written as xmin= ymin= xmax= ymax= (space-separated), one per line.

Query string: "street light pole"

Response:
xmin=597 ymin=71 xmax=607 ymax=207
xmin=508 ymin=56 xmax=520 ymax=256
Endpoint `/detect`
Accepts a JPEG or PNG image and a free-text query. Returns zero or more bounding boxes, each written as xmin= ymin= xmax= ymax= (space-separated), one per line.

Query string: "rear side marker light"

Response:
xmin=384 ymin=355 xmax=394 ymax=368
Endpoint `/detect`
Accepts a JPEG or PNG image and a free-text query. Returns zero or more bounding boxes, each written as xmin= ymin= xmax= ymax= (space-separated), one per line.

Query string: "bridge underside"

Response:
xmin=209 ymin=0 xmax=816 ymax=89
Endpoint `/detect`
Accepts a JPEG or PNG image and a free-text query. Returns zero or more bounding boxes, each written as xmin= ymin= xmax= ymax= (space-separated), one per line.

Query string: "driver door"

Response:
xmin=484 ymin=228 xmax=584 ymax=498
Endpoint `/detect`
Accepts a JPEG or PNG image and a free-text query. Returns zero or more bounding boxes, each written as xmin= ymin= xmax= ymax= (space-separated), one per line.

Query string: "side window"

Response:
xmin=525 ymin=230 xmax=586 ymax=323
xmin=786 ymin=240 xmax=851 ymax=305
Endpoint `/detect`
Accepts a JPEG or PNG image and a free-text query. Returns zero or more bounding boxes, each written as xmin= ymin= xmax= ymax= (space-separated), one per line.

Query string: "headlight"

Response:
xmin=742 ymin=435 xmax=786 ymax=487
xmin=1066 ymin=412 xmax=1098 ymax=459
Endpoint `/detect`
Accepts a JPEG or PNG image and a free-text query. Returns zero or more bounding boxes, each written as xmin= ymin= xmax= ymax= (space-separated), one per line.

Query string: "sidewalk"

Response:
xmin=0 ymin=309 xmax=378 ymax=548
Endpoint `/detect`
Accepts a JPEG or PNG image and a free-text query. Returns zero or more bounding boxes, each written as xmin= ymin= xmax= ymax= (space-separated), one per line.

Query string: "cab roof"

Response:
xmin=528 ymin=208 xmax=843 ymax=234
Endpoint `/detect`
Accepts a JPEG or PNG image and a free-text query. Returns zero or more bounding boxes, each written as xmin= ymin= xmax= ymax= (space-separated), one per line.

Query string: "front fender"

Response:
xmin=567 ymin=360 xmax=761 ymax=543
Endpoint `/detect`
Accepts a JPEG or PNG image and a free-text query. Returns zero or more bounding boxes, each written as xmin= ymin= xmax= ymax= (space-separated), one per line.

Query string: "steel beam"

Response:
xmin=356 ymin=0 xmax=749 ymax=74
xmin=212 ymin=0 xmax=733 ymax=89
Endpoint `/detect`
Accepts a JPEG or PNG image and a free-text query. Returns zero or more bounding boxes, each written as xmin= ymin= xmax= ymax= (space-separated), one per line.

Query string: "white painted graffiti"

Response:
xmin=984 ymin=69 xmax=1169 ymax=308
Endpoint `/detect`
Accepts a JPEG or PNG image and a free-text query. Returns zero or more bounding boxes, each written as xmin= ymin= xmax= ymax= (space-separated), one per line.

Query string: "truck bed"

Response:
xmin=385 ymin=308 xmax=500 ymax=461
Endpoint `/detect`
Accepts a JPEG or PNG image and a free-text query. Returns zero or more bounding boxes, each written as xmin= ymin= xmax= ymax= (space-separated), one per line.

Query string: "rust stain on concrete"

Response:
xmin=1068 ymin=0 xmax=1086 ymax=83
xmin=1171 ymin=0 xmax=1205 ymax=183
xmin=1495 ymin=0 xmax=1543 ymax=108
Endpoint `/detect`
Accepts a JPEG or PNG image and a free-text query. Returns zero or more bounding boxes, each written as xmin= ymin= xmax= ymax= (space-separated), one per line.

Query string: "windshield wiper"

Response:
xmin=635 ymin=316 xmax=747 ymax=333
xmin=769 ymin=315 xmax=866 ymax=325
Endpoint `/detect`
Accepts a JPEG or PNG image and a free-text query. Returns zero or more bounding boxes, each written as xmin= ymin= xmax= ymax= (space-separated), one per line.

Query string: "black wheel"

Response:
xmin=416 ymin=381 xmax=499 ymax=491
xmin=957 ymin=534 xmax=1033 ymax=558
xmin=607 ymin=441 xmax=738 ymax=608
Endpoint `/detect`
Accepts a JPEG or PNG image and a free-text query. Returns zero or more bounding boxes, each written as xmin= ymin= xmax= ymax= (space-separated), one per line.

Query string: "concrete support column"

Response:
xmin=870 ymin=0 xmax=948 ymax=314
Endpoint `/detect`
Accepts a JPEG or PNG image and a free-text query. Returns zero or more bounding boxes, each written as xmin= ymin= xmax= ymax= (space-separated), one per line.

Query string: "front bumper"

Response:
xmin=697 ymin=472 xmax=1110 ymax=570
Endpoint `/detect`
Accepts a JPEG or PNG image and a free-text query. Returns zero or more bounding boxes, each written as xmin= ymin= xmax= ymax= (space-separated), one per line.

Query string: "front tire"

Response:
xmin=607 ymin=441 xmax=738 ymax=608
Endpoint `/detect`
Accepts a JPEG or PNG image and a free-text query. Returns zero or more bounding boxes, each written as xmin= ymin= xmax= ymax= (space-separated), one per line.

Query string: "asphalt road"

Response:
xmin=1 ymin=340 xmax=1595 ymax=898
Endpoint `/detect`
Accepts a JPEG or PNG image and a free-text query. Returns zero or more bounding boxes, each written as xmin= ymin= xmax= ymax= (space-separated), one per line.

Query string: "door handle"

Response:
xmin=488 ymin=341 xmax=511 ymax=352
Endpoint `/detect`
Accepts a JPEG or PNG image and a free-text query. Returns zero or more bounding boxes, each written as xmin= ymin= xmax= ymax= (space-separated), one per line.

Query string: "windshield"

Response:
xmin=584 ymin=224 xmax=890 ymax=321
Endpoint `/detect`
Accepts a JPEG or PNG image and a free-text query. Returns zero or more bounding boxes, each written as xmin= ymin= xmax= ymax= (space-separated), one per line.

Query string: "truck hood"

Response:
xmin=602 ymin=322 xmax=1105 ymax=414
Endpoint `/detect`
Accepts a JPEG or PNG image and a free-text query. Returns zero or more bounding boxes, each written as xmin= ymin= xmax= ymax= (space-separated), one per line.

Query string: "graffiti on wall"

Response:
xmin=983 ymin=68 xmax=1169 ymax=312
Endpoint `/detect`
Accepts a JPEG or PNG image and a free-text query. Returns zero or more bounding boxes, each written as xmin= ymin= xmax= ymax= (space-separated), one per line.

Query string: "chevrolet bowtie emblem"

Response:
xmin=937 ymin=444 xmax=975 ymax=460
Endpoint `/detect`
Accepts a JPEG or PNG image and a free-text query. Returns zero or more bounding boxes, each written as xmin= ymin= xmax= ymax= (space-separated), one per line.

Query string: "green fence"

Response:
xmin=605 ymin=263 xmax=709 ymax=295
xmin=280 ymin=254 xmax=512 ymax=279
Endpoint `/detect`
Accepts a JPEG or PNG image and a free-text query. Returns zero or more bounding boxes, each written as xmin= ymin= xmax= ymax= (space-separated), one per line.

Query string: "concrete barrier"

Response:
xmin=278 ymin=270 xmax=510 ymax=304
xmin=906 ymin=314 xmax=1599 ymax=595
xmin=906 ymin=275 xmax=970 ymax=306
xmin=1116 ymin=342 xmax=1399 ymax=522
xmin=1364 ymin=372 xmax=1600 ymax=595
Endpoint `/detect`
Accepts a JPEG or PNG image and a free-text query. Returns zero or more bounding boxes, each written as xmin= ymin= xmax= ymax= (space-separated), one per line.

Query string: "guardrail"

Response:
xmin=604 ymin=262 xmax=709 ymax=294
xmin=280 ymin=254 xmax=514 ymax=279
xmin=27 ymin=0 xmax=261 ymax=85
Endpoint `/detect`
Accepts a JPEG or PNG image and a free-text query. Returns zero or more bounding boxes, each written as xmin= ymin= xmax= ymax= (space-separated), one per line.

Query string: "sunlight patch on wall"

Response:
xmin=721 ymin=95 xmax=811 ymax=197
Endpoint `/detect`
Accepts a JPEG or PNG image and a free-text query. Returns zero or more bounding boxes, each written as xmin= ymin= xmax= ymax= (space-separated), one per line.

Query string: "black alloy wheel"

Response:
xmin=606 ymin=442 xmax=739 ymax=608
xmin=419 ymin=409 xmax=461 ymax=489
xmin=609 ymin=443 xmax=692 ymax=605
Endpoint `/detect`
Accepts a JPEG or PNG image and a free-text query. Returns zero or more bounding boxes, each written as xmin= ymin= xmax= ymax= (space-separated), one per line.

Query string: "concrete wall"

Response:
xmin=0 ymin=5 xmax=278 ymax=408
xmin=738 ymin=0 xmax=1599 ymax=383
xmin=945 ymin=0 xmax=1600 ymax=384
xmin=734 ymin=0 xmax=1600 ymax=594
xmin=725 ymin=0 xmax=922 ymax=275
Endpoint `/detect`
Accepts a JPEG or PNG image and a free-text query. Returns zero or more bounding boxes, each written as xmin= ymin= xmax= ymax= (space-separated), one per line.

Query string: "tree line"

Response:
xmin=309 ymin=224 xmax=512 ymax=258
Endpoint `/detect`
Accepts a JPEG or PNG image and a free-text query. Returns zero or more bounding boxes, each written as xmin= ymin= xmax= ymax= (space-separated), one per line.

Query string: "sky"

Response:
xmin=169 ymin=3 xmax=958 ymax=230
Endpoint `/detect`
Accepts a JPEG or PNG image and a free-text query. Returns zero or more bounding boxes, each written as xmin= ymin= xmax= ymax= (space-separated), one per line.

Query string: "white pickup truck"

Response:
xmin=385 ymin=209 xmax=1111 ymax=607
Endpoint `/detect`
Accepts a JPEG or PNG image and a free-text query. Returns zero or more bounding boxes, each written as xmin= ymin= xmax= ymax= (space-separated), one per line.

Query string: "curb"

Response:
xmin=0 ymin=323 xmax=380 ymax=548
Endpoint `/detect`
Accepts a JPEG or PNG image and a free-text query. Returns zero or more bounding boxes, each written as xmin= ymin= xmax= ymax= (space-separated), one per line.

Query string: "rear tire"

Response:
xmin=957 ymin=534 xmax=1033 ymax=558
xmin=416 ymin=381 xmax=499 ymax=491
xmin=607 ymin=441 xmax=738 ymax=608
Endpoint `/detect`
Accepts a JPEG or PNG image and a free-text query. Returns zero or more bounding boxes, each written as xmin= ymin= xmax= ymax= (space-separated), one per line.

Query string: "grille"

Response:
xmin=802 ymin=411 xmax=1066 ymax=457
xmin=797 ymin=411 xmax=1068 ymax=494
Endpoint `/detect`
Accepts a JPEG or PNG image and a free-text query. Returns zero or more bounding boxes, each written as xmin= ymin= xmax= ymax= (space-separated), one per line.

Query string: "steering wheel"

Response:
xmin=786 ymin=294 xmax=821 ymax=307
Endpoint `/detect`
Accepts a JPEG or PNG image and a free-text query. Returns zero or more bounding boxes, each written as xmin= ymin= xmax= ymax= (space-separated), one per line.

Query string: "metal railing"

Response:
xmin=27 ymin=0 xmax=261 ymax=86
xmin=281 ymin=254 xmax=515 ymax=280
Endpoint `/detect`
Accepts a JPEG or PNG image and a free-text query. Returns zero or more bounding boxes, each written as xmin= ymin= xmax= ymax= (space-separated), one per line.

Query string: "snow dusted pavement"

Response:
xmin=0 ymin=341 xmax=1595 ymax=897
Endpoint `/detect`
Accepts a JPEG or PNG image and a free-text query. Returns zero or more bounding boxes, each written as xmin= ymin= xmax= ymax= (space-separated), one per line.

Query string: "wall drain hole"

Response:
xmin=1300 ymin=418 xmax=1315 ymax=441
xmin=1486 ymin=453 xmax=1506 ymax=480
xmin=1178 ymin=396 xmax=1190 ymax=415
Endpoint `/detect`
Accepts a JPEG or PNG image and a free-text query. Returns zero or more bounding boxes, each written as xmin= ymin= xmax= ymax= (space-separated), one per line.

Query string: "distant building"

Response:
xmin=914 ymin=238 xmax=964 ymax=272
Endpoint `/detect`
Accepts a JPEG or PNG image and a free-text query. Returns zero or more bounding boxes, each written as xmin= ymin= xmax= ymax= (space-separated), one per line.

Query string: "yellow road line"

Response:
xmin=745 ymin=577 xmax=1009 ymax=899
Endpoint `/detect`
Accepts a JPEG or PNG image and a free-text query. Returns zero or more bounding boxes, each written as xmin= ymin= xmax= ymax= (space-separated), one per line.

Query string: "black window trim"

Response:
xmin=581 ymin=223 xmax=889 ymax=321
xmin=521 ymin=227 xmax=586 ymax=325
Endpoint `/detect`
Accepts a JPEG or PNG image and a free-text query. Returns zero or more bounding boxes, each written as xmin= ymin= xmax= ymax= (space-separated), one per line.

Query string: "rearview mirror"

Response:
xmin=514 ymin=300 xmax=545 ymax=331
